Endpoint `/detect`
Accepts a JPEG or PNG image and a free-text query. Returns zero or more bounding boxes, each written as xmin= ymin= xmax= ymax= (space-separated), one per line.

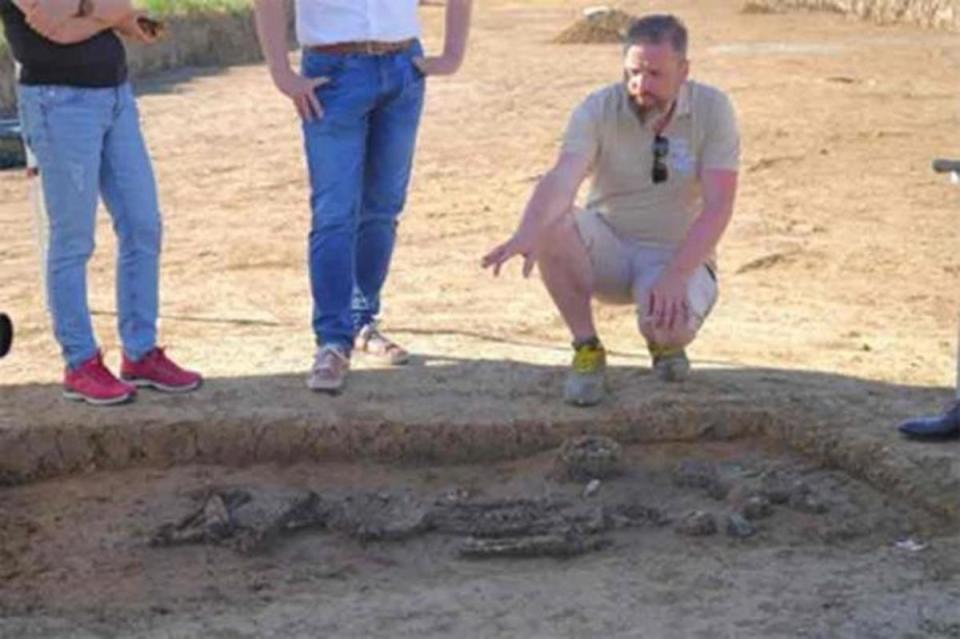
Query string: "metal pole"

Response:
xmin=932 ymin=159 xmax=960 ymax=398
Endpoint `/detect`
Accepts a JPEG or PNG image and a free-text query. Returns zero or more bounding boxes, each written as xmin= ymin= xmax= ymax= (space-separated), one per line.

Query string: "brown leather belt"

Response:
xmin=306 ymin=38 xmax=416 ymax=56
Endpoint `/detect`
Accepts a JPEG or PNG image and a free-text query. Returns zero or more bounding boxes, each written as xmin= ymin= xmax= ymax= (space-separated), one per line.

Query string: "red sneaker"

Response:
xmin=121 ymin=347 xmax=202 ymax=393
xmin=63 ymin=352 xmax=136 ymax=406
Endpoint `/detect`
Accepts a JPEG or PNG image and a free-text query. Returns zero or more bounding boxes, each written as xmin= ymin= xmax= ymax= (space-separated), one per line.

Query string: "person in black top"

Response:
xmin=0 ymin=313 xmax=11 ymax=358
xmin=1 ymin=0 xmax=203 ymax=404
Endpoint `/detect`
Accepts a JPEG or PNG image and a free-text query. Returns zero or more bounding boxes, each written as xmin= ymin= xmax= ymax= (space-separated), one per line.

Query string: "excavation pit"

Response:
xmin=1 ymin=437 xmax=957 ymax=637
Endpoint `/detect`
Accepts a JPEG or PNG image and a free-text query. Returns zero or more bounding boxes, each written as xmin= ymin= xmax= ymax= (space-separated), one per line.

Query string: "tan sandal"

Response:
xmin=354 ymin=324 xmax=410 ymax=366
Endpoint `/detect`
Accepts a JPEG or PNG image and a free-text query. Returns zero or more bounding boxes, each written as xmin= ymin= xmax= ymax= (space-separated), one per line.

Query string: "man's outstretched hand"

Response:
xmin=482 ymin=230 xmax=537 ymax=277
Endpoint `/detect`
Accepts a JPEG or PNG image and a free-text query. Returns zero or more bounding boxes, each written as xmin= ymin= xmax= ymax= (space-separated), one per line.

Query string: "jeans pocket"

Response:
xmin=302 ymin=50 xmax=345 ymax=81
xmin=407 ymin=41 xmax=426 ymax=82
xmin=34 ymin=85 xmax=85 ymax=109
xmin=16 ymin=87 xmax=49 ymax=155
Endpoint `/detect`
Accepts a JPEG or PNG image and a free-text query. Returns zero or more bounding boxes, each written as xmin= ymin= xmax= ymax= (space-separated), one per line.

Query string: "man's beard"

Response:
xmin=628 ymin=89 xmax=668 ymax=123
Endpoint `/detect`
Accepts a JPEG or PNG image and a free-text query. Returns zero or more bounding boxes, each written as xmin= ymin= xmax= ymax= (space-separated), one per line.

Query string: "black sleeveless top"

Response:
xmin=0 ymin=0 xmax=126 ymax=87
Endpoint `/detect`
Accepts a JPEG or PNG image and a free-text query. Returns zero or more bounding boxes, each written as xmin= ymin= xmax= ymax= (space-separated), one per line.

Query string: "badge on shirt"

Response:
xmin=669 ymin=137 xmax=695 ymax=176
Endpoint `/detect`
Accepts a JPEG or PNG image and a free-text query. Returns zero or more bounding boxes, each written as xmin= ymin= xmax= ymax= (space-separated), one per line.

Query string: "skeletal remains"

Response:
xmin=150 ymin=437 xmax=827 ymax=558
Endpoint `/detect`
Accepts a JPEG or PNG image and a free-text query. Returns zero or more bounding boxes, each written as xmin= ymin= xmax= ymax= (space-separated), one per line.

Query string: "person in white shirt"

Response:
xmin=254 ymin=0 xmax=472 ymax=392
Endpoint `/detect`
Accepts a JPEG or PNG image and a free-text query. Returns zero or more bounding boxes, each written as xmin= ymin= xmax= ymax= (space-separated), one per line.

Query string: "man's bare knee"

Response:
xmin=536 ymin=212 xmax=582 ymax=260
xmin=537 ymin=212 xmax=594 ymax=296
xmin=639 ymin=319 xmax=697 ymax=350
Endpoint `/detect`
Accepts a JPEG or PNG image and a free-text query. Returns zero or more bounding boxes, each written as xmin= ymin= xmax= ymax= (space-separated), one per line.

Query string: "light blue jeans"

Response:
xmin=301 ymin=41 xmax=426 ymax=350
xmin=18 ymin=83 xmax=161 ymax=369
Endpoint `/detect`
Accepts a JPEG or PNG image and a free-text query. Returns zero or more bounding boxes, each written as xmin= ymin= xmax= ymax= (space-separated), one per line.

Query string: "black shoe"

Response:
xmin=0 ymin=313 xmax=11 ymax=359
xmin=898 ymin=401 xmax=960 ymax=440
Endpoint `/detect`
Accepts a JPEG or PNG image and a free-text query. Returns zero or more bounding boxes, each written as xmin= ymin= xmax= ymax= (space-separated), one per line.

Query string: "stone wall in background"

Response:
xmin=744 ymin=0 xmax=960 ymax=28
xmin=0 ymin=8 xmax=295 ymax=116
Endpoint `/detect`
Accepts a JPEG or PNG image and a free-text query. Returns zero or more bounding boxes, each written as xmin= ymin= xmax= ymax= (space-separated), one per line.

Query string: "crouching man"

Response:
xmin=483 ymin=14 xmax=739 ymax=406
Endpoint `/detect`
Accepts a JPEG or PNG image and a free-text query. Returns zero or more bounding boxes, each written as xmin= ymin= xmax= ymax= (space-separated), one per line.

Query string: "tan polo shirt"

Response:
xmin=563 ymin=80 xmax=740 ymax=257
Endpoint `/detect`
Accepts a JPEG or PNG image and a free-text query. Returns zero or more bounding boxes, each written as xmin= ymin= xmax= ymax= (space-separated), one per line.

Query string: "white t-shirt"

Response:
xmin=295 ymin=0 xmax=421 ymax=47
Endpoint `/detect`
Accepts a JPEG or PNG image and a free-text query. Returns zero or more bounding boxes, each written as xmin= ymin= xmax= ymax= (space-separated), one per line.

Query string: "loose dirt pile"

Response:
xmin=553 ymin=8 xmax=635 ymax=44
xmin=739 ymin=0 xmax=960 ymax=27
xmin=741 ymin=0 xmax=785 ymax=13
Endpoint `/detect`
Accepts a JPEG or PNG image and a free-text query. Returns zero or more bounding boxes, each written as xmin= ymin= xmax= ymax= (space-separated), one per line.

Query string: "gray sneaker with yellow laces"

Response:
xmin=563 ymin=338 xmax=607 ymax=407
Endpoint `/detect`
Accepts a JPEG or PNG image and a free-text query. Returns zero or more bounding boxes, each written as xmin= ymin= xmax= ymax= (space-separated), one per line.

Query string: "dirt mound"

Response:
xmin=741 ymin=0 xmax=784 ymax=13
xmin=553 ymin=8 xmax=635 ymax=44
xmin=739 ymin=0 xmax=959 ymax=27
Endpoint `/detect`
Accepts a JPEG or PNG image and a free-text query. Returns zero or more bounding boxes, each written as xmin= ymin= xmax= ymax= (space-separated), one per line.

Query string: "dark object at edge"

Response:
xmin=0 ymin=313 xmax=12 ymax=358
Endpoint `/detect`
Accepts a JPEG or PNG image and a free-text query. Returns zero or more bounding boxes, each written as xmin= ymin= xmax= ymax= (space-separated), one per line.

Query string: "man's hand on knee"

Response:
xmin=641 ymin=270 xmax=698 ymax=348
xmin=646 ymin=271 xmax=690 ymax=331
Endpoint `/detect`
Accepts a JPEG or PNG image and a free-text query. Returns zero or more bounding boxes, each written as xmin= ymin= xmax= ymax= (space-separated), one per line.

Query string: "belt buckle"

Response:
xmin=362 ymin=41 xmax=379 ymax=55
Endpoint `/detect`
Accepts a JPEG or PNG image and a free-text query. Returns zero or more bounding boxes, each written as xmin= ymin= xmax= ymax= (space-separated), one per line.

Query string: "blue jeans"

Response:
xmin=18 ymin=83 xmax=162 ymax=369
xmin=301 ymin=41 xmax=426 ymax=349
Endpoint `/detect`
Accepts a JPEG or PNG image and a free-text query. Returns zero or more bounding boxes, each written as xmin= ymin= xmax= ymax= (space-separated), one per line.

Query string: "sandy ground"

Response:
xmin=1 ymin=0 xmax=958 ymax=388
xmin=1 ymin=0 xmax=960 ymax=635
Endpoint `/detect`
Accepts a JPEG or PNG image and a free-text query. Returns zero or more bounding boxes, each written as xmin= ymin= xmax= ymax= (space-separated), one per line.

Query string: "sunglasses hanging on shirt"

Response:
xmin=650 ymin=98 xmax=677 ymax=185
xmin=652 ymin=134 xmax=669 ymax=184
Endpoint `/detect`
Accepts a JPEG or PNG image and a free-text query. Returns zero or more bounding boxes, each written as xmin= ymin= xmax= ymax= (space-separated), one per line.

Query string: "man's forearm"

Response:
xmin=24 ymin=0 xmax=132 ymax=24
xmin=516 ymin=171 xmax=575 ymax=237
xmin=667 ymin=207 xmax=733 ymax=278
xmin=440 ymin=0 xmax=471 ymax=66
xmin=667 ymin=170 xmax=738 ymax=278
xmin=14 ymin=0 xmax=128 ymax=43
xmin=86 ymin=0 xmax=133 ymax=24
xmin=254 ymin=0 xmax=292 ymax=84
xmin=47 ymin=15 xmax=109 ymax=42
